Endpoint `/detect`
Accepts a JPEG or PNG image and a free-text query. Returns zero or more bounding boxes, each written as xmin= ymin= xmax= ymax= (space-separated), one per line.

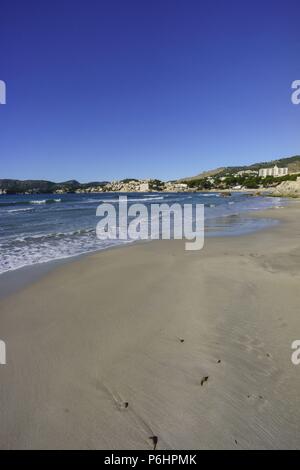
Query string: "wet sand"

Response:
xmin=1 ymin=201 xmax=300 ymax=449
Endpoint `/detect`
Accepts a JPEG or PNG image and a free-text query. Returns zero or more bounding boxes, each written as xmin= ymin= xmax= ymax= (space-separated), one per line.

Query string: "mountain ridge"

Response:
xmin=180 ymin=155 xmax=300 ymax=181
xmin=1 ymin=155 xmax=300 ymax=193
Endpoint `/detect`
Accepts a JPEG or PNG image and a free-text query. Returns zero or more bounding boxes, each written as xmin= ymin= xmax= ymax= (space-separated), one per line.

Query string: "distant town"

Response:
xmin=1 ymin=155 xmax=300 ymax=195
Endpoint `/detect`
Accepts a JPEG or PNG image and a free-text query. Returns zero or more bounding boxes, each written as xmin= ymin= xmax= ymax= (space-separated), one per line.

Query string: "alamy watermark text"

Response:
xmin=96 ymin=196 xmax=204 ymax=250
xmin=0 ymin=80 xmax=6 ymax=104
xmin=291 ymin=80 xmax=300 ymax=105
xmin=0 ymin=340 xmax=6 ymax=365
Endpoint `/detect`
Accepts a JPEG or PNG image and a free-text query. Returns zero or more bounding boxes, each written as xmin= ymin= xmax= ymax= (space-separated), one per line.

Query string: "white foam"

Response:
xmin=0 ymin=231 xmax=132 ymax=275
xmin=0 ymin=193 xmax=287 ymax=275
xmin=90 ymin=196 xmax=165 ymax=203
xmin=8 ymin=208 xmax=32 ymax=213
xmin=29 ymin=198 xmax=61 ymax=204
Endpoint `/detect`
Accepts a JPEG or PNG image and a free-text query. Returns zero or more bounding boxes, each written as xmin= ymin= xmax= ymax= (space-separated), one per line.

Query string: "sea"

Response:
xmin=0 ymin=192 xmax=285 ymax=275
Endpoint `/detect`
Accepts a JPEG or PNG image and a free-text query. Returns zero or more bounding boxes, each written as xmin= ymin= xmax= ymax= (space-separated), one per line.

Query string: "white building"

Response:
xmin=258 ymin=165 xmax=288 ymax=178
xmin=139 ymin=182 xmax=150 ymax=192
xmin=172 ymin=183 xmax=188 ymax=189
xmin=236 ymin=170 xmax=258 ymax=176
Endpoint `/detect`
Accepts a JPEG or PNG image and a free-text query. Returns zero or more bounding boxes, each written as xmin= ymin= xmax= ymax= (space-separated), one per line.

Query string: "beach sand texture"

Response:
xmin=1 ymin=202 xmax=300 ymax=449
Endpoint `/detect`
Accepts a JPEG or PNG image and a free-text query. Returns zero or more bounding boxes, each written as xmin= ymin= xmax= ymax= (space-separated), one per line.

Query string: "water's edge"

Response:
xmin=0 ymin=203 xmax=287 ymax=301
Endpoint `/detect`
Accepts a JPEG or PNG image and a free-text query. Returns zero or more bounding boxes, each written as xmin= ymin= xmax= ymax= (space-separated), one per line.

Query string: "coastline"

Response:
xmin=0 ymin=191 xmax=284 ymax=296
xmin=2 ymin=0 xmax=299 ymax=453
xmin=1 ymin=200 xmax=300 ymax=448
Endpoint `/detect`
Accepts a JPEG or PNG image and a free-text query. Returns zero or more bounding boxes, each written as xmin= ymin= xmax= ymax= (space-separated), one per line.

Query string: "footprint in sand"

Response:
xmin=120 ymin=401 xmax=129 ymax=410
xmin=241 ymin=334 xmax=272 ymax=361
xmin=99 ymin=382 xmax=129 ymax=411
xmin=200 ymin=376 xmax=209 ymax=386
xmin=97 ymin=381 xmax=162 ymax=449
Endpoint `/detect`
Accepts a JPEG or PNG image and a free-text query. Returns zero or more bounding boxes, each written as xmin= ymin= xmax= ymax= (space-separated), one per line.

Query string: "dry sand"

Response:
xmin=1 ymin=201 xmax=300 ymax=449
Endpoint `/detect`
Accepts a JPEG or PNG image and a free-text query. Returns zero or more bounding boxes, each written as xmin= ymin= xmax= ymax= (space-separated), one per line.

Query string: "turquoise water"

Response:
xmin=0 ymin=192 xmax=284 ymax=274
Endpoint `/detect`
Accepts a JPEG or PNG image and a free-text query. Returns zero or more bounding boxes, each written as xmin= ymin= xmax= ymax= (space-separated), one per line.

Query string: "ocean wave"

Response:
xmin=0 ymin=233 xmax=131 ymax=274
xmin=0 ymin=198 xmax=62 ymax=207
xmin=126 ymin=196 xmax=165 ymax=202
xmin=10 ymin=228 xmax=96 ymax=244
xmin=0 ymin=192 xmax=287 ymax=275
xmin=30 ymin=198 xmax=61 ymax=204
xmin=8 ymin=208 xmax=33 ymax=213
xmin=85 ymin=195 xmax=165 ymax=203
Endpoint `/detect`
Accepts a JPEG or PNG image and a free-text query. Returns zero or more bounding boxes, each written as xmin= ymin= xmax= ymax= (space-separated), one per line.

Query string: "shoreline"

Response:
xmin=1 ymin=200 xmax=300 ymax=449
xmin=0 ymin=188 xmax=274 ymax=195
xmin=0 ymin=197 xmax=288 ymax=300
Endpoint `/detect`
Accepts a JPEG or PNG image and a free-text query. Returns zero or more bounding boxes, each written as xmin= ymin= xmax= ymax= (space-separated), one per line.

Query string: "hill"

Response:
xmin=0 ymin=179 xmax=107 ymax=194
xmin=180 ymin=155 xmax=300 ymax=180
xmin=179 ymin=167 xmax=225 ymax=181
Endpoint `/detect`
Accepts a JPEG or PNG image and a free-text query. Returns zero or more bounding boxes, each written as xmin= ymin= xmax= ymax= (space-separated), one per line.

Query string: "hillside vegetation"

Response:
xmin=1 ymin=155 xmax=300 ymax=194
xmin=182 ymin=155 xmax=300 ymax=180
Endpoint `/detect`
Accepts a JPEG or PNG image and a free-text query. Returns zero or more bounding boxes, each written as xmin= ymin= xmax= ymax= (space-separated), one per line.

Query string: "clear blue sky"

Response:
xmin=1 ymin=0 xmax=300 ymax=182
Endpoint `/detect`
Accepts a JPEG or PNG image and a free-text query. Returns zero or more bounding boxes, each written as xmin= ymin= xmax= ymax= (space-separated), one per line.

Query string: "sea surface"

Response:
xmin=0 ymin=192 xmax=284 ymax=274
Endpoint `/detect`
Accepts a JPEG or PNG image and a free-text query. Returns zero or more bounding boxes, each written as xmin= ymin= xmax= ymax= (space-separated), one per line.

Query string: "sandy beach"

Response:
xmin=1 ymin=201 xmax=300 ymax=449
